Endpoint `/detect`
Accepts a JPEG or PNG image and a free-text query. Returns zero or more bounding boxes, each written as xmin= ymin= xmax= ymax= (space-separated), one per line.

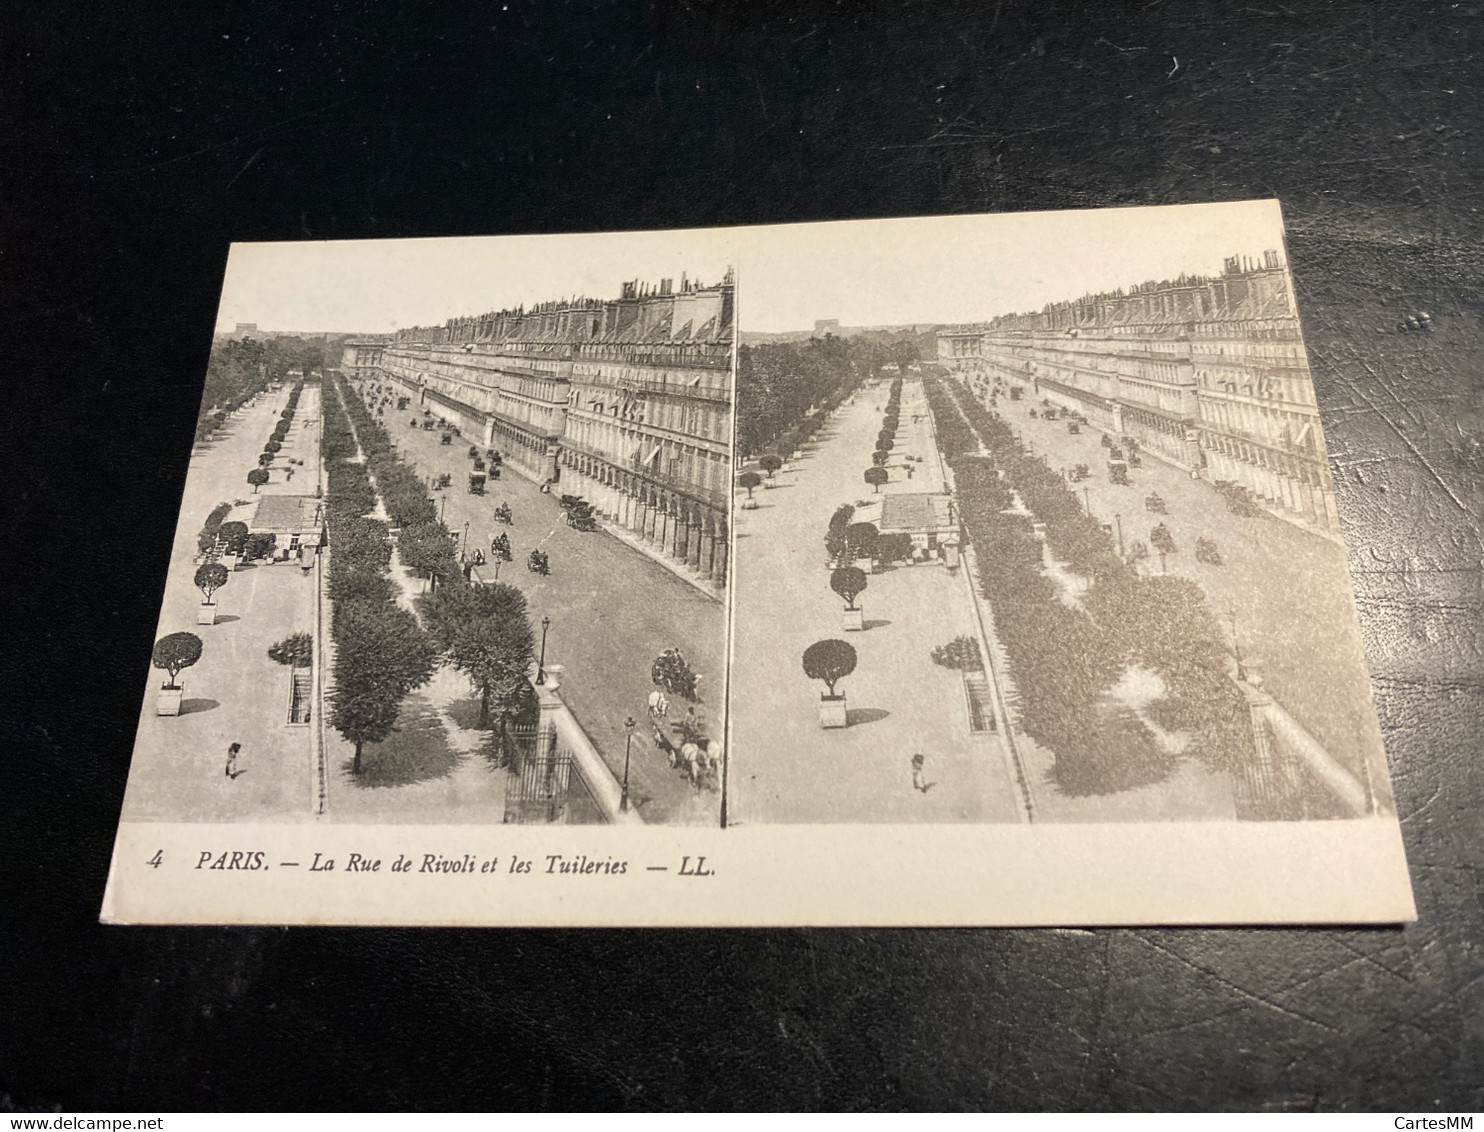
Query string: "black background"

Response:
xmin=3 ymin=0 xmax=1482 ymax=1112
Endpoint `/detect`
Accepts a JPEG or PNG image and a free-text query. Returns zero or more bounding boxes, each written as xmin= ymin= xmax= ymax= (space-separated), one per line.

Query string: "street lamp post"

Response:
xmin=439 ymin=495 xmax=447 ymax=523
xmin=536 ymin=616 xmax=550 ymax=685
xmin=1114 ymin=513 xmax=1124 ymax=558
xmin=1228 ymin=608 xmax=1246 ymax=681
xmin=461 ymin=520 xmax=470 ymax=562
xmin=621 ymin=716 xmax=635 ymax=813
xmin=1083 ymin=486 xmax=1091 ymax=516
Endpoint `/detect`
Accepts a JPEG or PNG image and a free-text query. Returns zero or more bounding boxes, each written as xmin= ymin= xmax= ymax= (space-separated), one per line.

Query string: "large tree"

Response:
xmin=427 ymin=583 xmax=536 ymax=729
xmin=845 ymin=521 xmax=880 ymax=563
xmin=218 ymin=521 xmax=249 ymax=556
xmin=398 ymin=521 xmax=459 ymax=591
xmin=825 ymin=504 xmax=855 ymax=565
xmin=329 ymin=600 xmax=438 ymax=773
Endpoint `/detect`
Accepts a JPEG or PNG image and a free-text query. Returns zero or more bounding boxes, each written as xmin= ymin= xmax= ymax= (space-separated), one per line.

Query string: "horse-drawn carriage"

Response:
xmin=645 ymin=690 xmax=719 ymax=793
xmin=468 ymin=473 xmax=486 ymax=495
xmin=527 ymin=549 xmax=550 ymax=575
xmin=558 ymin=494 xmax=598 ymax=532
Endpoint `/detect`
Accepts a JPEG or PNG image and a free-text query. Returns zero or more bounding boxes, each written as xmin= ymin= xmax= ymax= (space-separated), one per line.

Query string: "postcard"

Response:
xmin=102 ymin=204 xmax=1415 ymax=926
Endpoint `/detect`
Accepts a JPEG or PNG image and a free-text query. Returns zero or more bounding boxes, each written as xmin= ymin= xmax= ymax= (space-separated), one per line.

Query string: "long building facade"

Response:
xmin=343 ymin=274 xmax=734 ymax=587
xmin=339 ymin=337 xmax=387 ymax=380
xmin=938 ymin=250 xmax=1339 ymax=534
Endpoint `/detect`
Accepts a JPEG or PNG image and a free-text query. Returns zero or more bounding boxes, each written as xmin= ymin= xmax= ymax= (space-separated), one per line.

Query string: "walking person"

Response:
xmin=911 ymin=753 xmax=934 ymax=794
xmin=226 ymin=742 xmax=242 ymax=779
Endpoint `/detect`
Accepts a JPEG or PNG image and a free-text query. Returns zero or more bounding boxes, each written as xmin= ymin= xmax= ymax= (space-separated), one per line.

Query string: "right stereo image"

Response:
xmin=725 ymin=202 xmax=1397 ymax=829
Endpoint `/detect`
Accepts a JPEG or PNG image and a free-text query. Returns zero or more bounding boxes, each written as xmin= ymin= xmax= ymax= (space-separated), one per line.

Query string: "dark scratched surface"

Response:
xmin=2 ymin=0 xmax=1481 ymax=1111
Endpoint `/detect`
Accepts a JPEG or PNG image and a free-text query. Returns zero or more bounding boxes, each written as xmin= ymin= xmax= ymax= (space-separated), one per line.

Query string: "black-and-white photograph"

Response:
xmin=728 ymin=202 xmax=1398 ymax=827
xmin=102 ymin=206 xmax=1414 ymax=927
xmin=115 ymin=229 xmax=735 ymax=831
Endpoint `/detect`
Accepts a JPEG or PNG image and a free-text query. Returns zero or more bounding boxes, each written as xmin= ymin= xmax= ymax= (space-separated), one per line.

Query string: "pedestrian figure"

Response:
xmin=911 ymin=753 xmax=934 ymax=793
xmin=226 ymin=742 xmax=242 ymax=779
xmin=285 ymin=466 xmax=294 ymax=482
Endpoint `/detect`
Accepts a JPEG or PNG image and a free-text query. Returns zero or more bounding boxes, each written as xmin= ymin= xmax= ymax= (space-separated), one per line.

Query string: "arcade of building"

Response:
xmin=938 ymin=250 xmax=1340 ymax=534
xmin=339 ymin=274 xmax=734 ymax=586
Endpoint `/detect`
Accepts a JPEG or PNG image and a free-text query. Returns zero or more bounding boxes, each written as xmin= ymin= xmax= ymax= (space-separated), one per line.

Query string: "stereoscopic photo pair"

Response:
xmin=102 ymin=202 xmax=1415 ymax=927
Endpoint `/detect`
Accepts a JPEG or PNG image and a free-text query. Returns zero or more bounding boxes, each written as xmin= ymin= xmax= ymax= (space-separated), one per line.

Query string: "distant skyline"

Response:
xmin=214 ymin=227 xmax=738 ymax=335
xmin=736 ymin=200 xmax=1290 ymax=332
xmin=214 ymin=201 xmax=1291 ymax=338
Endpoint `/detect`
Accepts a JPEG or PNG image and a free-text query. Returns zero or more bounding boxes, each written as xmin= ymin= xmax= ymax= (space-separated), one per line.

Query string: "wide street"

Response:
xmin=729 ymin=377 xmax=1024 ymax=825
xmin=363 ymin=385 xmax=723 ymax=826
xmin=994 ymin=388 xmax=1387 ymax=792
xmin=121 ymin=383 xmax=320 ymax=823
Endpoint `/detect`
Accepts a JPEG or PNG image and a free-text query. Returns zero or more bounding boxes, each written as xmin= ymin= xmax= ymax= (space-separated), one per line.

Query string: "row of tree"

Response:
xmin=736 ymin=334 xmax=915 ymax=461
xmin=195 ymin=336 xmax=325 ymax=444
xmin=323 ymin=375 xmax=538 ymax=776
xmin=320 ymin=377 xmax=437 ymax=773
xmin=924 ymin=376 xmax=1252 ymax=797
xmin=342 ymin=386 xmax=461 ymax=589
xmin=248 ymin=381 xmax=304 ymax=492
xmin=864 ymin=376 xmax=903 ymax=493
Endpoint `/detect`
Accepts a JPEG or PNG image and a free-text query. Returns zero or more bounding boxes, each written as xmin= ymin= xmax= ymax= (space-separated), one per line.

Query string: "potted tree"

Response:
xmin=152 ymin=631 xmax=203 ymax=716
xmin=831 ymin=566 xmax=868 ymax=631
xmin=737 ymin=471 xmax=762 ymax=509
xmin=802 ymin=639 xmax=856 ymax=728
xmin=864 ymin=466 xmax=889 ymax=494
xmin=247 ymin=467 xmax=270 ymax=493
xmin=194 ymin=562 xmax=229 ymax=625
xmin=758 ymin=453 xmax=782 ymax=486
